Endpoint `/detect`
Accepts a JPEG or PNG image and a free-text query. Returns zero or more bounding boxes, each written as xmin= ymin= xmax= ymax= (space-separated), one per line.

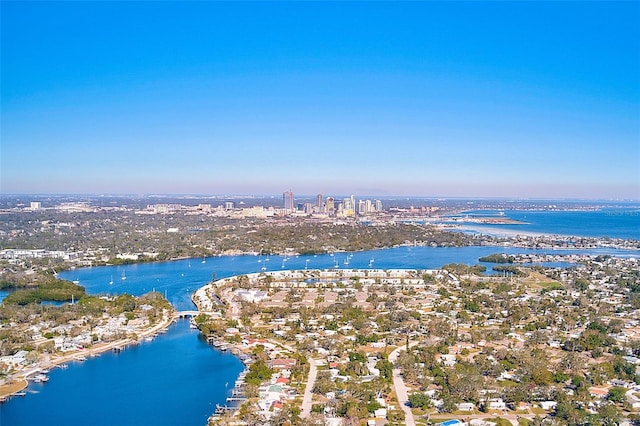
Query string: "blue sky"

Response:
xmin=2 ymin=1 xmax=639 ymax=199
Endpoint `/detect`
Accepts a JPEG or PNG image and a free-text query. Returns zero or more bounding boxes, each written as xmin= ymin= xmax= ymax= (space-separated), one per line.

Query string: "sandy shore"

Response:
xmin=0 ymin=380 xmax=28 ymax=400
xmin=451 ymin=224 xmax=551 ymax=238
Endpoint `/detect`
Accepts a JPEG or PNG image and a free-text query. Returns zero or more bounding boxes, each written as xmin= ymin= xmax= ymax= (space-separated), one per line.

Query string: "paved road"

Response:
xmin=388 ymin=341 xmax=420 ymax=426
xmin=430 ymin=413 xmax=532 ymax=426
xmin=300 ymin=357 xmax=319 ymax=418
xmin=276 ymin=342 xmax=319 ymax=419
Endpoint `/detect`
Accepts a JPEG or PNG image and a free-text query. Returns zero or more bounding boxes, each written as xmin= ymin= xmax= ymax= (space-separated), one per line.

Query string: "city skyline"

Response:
xmin=1 ymin=2 xmax=639 ymax=200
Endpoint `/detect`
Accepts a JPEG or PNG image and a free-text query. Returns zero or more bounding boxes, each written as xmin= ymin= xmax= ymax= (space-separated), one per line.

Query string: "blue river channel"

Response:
xmin=1 ymin=321 xmax=243 ymax=426
xmin=3 ymin=245 xmax=640 ymax=425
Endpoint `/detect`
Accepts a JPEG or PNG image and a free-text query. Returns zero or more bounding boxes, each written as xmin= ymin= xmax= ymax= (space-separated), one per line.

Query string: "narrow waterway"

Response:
xmin=0 ymin=320 xmax=244 ymax=426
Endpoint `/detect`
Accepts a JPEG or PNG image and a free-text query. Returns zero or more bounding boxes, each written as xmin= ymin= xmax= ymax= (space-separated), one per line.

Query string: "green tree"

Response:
xmin=312 ymin=371 xmax=334 ymax=395
xmin=244 ymin=359 xmax=273 ymax=385
xmin=376 ymin=359 xmax=394 ymax=382
xmin=555 ymin=393 xmax=586 ymax=425
xmin=607 ymin=386 xmax=627 ymax=404
xmin=596 ymin=403 xmax=621 ymax=426
xmin=408 ymin=392 xmax=432 ymax=410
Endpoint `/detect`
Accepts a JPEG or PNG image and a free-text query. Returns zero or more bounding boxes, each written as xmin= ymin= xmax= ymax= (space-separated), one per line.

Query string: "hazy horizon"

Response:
xmin=2 ymin=192 xmax=639 ymax=203
xmin=2 ymin=2 xmax=639 ymax=200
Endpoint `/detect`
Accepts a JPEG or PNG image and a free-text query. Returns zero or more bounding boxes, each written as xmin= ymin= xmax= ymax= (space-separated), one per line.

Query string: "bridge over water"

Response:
xmin=174 ymin=310 xmax=199 ymax=318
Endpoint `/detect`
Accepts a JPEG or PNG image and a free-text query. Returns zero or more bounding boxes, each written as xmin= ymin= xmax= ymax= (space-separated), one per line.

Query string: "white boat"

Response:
xmin=121 ymin=271 xmax=126 ymax=281
xmin=109 ymin=275 xmax=114 ymax=285
xmin=31 ymin=373 xmax=48 ymax=383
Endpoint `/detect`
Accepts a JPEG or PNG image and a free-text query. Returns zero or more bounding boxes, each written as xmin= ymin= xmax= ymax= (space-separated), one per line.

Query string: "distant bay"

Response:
xmin=449 ymin=208 xmax=640 ymax=240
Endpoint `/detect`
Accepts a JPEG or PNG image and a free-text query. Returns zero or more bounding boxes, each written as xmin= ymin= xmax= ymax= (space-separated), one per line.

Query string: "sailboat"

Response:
xmin=201 ymin=257 xmax=206 ymax=264
xmin=109 ymin=275 xmax=114 ymax=285
xmin=369 ymin=257 xmax=374 ymax=267
xmin=121 ymin=271 xmax=127 ymax=281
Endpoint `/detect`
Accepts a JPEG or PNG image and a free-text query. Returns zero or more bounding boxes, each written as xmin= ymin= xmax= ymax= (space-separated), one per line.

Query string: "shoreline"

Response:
xmin=448 ymin=223 xmax=640 ymax=243
xmin=48 ymin=226 xmax=638 ymax=275
xmin=0 ymin=310 xmax=176 ymax=400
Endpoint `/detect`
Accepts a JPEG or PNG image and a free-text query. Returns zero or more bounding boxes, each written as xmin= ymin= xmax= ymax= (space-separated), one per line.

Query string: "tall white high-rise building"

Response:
xmin=316 ymin=193 xmax=324 ymax=212
xmin=283 ymin=191 xmax=294 ymax=211
xmin=343 ymin=197 xmax=351 ymax=211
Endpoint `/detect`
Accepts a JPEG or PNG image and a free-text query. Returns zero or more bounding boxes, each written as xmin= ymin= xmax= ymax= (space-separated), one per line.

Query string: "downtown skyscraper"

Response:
xmin=283 ymin=191 xmax=294 ymax=211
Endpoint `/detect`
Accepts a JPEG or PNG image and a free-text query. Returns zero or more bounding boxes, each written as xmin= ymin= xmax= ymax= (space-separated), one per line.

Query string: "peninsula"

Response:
xmin=0 ymin=291 xmax=175 ymax=401
xmin=192 ymin=257 xmax=640 ymax=426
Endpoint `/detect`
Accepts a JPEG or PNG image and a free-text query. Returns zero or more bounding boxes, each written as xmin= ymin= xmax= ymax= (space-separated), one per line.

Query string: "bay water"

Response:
xmin=1 ymin=321 xmax=243 ymax=426
xmin=2 ymin=209 xmax=639 ymax=425
xmin=453 ymin=208 xmax=640 ymax=240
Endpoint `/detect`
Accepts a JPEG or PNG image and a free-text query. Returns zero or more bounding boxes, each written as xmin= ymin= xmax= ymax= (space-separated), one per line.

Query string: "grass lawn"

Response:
xmin=485 ymin=417 xmax=513 ymax=426
xmin=530 ymin=407 xmax=547 ymax=415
